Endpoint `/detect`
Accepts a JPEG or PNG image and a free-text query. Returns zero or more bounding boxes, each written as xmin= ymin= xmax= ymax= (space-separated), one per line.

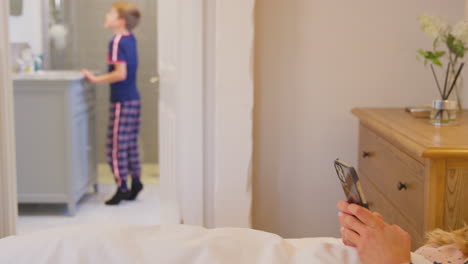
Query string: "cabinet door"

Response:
xmin=72 ymin=112 xmax=89 ymax=196
xmin=15 ymin=91 xmax=67 ymax=201
xmin=87 ymin=110 xmax=97 ymax=186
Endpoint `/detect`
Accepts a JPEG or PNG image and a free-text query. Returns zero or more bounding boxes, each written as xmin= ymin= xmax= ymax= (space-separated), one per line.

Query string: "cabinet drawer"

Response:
xmin=358 ymin=125 xmax=425 ymax=228
xmin=360 ymin=171 xmax=424 ymax=249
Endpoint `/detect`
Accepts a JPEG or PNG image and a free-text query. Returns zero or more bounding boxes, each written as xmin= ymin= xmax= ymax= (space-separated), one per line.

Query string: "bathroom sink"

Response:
xmin=13 ymin=70 xmax=85 ymax=81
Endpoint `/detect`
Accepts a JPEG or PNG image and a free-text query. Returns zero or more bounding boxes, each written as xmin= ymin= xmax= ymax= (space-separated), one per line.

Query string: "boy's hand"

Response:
xmin=337 ymin=201 xmax=412 ymax=264
xmin=81 ymin=69 xmax=98 ymax=83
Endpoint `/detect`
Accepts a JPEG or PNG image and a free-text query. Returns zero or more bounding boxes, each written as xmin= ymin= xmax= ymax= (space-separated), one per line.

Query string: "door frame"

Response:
xmin=203 ymin=0 xmax=255 ymax=228
xmin=157 ymin=0 xmax=205 ymax=226
xmin=0 ymin=0 xmax=255 ymax=237
xmin=158 ymin=0 xmax=255 ymax=228
xmin=0 ymin=0 xmax=19 ymax=238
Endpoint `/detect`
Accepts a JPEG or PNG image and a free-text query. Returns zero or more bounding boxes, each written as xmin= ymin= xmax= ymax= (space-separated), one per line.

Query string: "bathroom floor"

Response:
xmin=17 ymin=163 xmax=160 ymax=235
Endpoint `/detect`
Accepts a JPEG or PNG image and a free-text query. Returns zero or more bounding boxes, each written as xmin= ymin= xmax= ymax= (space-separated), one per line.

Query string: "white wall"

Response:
xmin=253 ymin=0 xmax=464 ymax=238
xmin=9 ymin=1 xmax=43 ymax=54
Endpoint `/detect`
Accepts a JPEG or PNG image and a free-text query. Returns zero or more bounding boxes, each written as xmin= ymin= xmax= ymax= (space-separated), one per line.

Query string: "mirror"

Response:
xmin=10 ymin=0 xmax=23 ymax=16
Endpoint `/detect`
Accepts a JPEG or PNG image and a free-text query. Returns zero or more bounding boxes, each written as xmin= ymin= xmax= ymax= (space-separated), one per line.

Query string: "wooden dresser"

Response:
xmin=352 ymin=108 xmax=468 ymax=249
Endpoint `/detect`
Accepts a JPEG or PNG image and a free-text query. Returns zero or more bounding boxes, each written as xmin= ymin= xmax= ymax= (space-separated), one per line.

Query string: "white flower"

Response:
xmin=452 ymin=21 xmax=468 ymax=44
xmin=418 ymin=14 xmax=449 ymax=39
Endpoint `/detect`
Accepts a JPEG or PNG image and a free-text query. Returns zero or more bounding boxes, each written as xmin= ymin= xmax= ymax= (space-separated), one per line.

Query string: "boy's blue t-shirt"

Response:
xmin=108 ymin=34 xmax=140 ymax=102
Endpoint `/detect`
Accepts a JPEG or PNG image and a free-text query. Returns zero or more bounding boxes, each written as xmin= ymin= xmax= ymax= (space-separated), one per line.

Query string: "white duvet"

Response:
xmin=0 ymin=225 xmax=431 ymax=264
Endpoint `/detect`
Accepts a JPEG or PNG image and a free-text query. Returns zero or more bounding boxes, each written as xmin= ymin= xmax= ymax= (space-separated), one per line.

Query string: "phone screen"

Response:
xmin=334 ymin=159 xmax=368 ymax=208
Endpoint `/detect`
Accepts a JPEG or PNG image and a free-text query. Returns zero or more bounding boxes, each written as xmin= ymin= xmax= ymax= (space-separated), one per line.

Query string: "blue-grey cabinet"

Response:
xmin=13 ymin=71 xmax=97 ymax=216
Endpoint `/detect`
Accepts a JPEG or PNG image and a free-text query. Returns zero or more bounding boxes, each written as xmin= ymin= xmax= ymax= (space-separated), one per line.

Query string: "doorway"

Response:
xmin=9 ymin=0 xmax=161 ymax=234
xmin=1 ymin=0 xmax=255 ymax=237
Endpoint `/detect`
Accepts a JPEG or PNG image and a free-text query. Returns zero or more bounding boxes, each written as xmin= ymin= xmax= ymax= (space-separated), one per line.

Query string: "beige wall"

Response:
xmin=253 ymin=0 xmax=464 ymax=238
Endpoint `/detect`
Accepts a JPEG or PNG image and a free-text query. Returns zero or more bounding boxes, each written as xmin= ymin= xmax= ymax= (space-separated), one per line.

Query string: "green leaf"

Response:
xmin=446 ymin=34 xmax=455 ymax=48
xmin=432 ymin=58 xmax=442 ymax=66
xmin=453 ymin=41 xmax=465 ymax=57
xmin=432 ymin=37 xmax=439 ymax=50
xmin=417 ymin=49 xmax=445 ymax=66
xmin=446 ymin=34 xmax=466 ymax=58
xmin=434 ymin=51 xmax=446 ymax=57
xmin=418 ymin=49 xmax=427 ymax=57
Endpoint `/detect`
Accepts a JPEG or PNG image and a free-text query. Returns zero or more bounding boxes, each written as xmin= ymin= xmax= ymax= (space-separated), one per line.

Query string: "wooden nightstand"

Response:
xmin=352 ymin=108 xmax=468 ymax=249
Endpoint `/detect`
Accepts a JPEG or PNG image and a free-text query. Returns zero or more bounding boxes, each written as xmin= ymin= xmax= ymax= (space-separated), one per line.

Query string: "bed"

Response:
xmin=0 ymin=224 xmax=432 ymax=263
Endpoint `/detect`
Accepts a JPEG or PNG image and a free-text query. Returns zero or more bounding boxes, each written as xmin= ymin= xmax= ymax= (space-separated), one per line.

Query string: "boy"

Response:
xmin=82 ymin=2 xmax=143 ymax=205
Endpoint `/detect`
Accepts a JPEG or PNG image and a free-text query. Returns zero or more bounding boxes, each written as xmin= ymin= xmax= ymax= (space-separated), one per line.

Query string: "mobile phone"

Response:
xmin=334 ymin=159 xmax=368 ymax=209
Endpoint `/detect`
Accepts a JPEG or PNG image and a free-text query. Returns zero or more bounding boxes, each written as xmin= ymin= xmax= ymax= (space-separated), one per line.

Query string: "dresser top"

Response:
xmin=352 ymin=108 xmax=468 ymax=159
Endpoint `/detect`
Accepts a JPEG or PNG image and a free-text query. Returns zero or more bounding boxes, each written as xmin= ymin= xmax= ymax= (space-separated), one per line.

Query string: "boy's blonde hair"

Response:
xmin=113 ymin=2 xmax=141 ymax=31
xmin=426 ymin=225 xmax=468 ymax=255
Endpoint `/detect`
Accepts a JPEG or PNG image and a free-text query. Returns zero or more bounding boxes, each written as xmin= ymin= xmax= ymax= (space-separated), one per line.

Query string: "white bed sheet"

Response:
xmin=0 ymin=225 xmax=431 ymax=264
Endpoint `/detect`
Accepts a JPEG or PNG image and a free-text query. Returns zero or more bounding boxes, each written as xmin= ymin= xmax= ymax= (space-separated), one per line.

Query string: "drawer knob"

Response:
xmin=397 ymin=182 xmax=408 ymax=191
xmin=362 ymin=151 xmax=372 ymax=158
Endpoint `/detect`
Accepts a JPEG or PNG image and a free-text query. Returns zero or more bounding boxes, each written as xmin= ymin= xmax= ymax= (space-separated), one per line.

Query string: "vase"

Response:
xmin=454 ymin=75 xmax=463 ymax=112
xmin=430 ymin=100 xmax=458 ymax=126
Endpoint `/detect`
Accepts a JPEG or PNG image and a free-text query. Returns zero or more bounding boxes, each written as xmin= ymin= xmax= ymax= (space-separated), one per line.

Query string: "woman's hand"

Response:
xmin=337 ymin=201 xmax=412 ymax=264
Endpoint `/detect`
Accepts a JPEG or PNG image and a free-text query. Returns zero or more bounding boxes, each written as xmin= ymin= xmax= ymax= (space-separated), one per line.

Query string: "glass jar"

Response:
xmin=430 ymin=100 xmax=458 ymax=126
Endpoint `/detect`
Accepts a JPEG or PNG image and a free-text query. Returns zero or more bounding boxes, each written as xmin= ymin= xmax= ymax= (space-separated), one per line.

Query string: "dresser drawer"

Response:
xmin=359 ymin=171 xmax=424 ymax=249
xmin=358 ymin=125 xmax=425 ymax=228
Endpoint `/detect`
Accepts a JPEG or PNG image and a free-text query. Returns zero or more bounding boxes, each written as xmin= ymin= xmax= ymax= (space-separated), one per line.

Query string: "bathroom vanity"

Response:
xmin=13 ymin=71 xmax=97 ymax=216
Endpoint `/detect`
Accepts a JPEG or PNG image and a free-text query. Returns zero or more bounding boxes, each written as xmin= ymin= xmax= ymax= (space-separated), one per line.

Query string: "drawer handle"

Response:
xmin=397 ymin=182 xmax=408 ymax=191
xmin=362 ymin=151 xmax=372 ymax=158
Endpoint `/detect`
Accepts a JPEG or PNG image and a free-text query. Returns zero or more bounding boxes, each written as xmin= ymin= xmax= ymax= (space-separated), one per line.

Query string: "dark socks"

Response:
xmin=120 ymin=181 xmax=128 ymax=191
xmin=125 ymin=179 xmax=143 ymax=201
xmin=105 ymin=188 xmax=131 ymax=205
xmin=131 ymin=177 xmax=141 ymax=185
xmin=105 ymin=178 xmax=142 ymax=205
